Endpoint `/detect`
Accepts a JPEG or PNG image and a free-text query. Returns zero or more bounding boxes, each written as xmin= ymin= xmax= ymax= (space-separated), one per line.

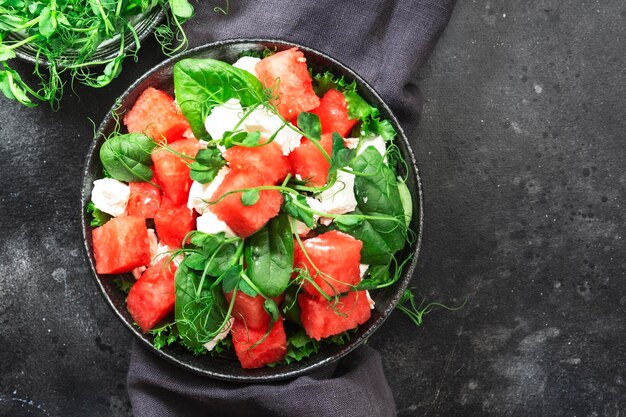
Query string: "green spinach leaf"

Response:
xmin=297 ymin=112 xmax=321 ymax=140
xmin=174 ymin=261 xmax=228 ymax=349
xmin=283 ymin=194 xmax=315 ymax=229
xmin=99 ymin=133 xmax=156 ymax=182
xmin=329 ymin=132 xmax=355 ymax=175
xmin=244 ymin=214 xmax=294 ymax=297
xmin=190 ymin=148 xmax=225 ymax=184
xmin=346 ymin=147 xmax=406 ymax=264
xmin=173 ymin=58 xmax=265 ymax=139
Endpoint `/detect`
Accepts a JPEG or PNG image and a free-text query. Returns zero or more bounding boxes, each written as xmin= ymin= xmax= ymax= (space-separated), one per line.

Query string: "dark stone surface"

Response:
xmin=1 ymin=1 xmax=624 ymax=416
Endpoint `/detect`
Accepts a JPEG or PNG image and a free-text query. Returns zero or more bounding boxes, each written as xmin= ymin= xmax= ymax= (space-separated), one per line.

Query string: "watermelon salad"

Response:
xmin=87 ymin=47 xmax=414 ymax=369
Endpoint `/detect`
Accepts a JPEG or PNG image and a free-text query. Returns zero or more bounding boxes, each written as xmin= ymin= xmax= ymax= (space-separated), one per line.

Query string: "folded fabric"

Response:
xmin=129 ymin=341 xmax=395 ymax=417
xmin=128 ymin=1 xmax=456 ymax=415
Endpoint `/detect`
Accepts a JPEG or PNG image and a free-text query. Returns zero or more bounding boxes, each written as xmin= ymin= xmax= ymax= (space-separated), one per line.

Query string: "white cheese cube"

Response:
xmin=243 ymin=106 xmax=302 ymax=155
xmin=152 ymin=241 xmax=184 ymax=267
xmin=91 ymin=178 xmax=130 ymax=217
xmin=187 ymin=166 xmax=230 ymax=215
xmin=317 ymin=170 xmax=358 ymax=215
xmin=344 ymin=137 xmax=360 ymax=149
xmin=204 ymin=99 xmax=244 ymax=140
xmin=357 ymin=135 xmax=387 ymax=161
xmin=365 ymin=290 xmax=376 ymax=310
xmin=232 ymin=56 xmax=260 ymax=79
xmin=196 ymin=211 xmax=236 ymax=238
xmin=204 ymin=317 xmax=234 ymax=352
xmin=359 ymin=264 xmax=369 ymax=279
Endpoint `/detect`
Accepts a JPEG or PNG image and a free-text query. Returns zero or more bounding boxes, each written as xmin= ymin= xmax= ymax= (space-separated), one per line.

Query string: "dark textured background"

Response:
xmin=1 ymin=1 xmax=625 ymax=416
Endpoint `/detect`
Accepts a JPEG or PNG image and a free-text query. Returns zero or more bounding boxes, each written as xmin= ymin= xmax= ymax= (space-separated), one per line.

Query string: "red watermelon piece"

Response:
xmin=310 ymin=89 xmax=357 ymax=137
xmin=298 ymin=290 xmax=371 ymax=340
xmin=287 ymin=133 xmax=333 ymax=187
xmin=154 ymin=197 xmax=196 ymax=248
xmin=224 ymin=291 xmax=271 ymax=330
xmin=151 ymin=138 xmax=200 ymax=206
xmin=231 ymin=318 xmax=287 ymax=369
xmin=125 ymin=182 xmax=162 ymax=218
xmin=294 ymin=231 xmax=363 ymax=298
xmin=255 ymin=48 xmax=320 ymax=119
xmin=211 ymin=166 xmax=283 ymax=238
xmin=92 ymin=216 xmax=151 ymax=274
xmin=224 ymin=141 xmax=291 ymax=185
xmin=126 ymin=259 xmax=177 ymax=332
xmin=123 ymin=87 xmax=190 ymax=143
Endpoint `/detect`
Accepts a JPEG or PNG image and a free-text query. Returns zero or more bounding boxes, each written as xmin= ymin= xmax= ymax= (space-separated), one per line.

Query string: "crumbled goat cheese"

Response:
xmin=357 ymin=135 xmax=387 ymax=161
xmin=187 ymin=166 xmax=230 ymax=215
xmin=204 ymin=317 xmax=234 ymax=352
xmin=204 ymin=99 xmax=244 ymax=140
xmin=344 ymin=137 xmax=360 ymax=149
xmin=91 ymin=178 xmax=130 ymax=217
xmin=243 ymin=106 xmax=302 ymax=155
xmin=317 ymin=170 xmax=357 ymax=215
xmin=196 ymin=211 xmax=236 ymax=238
xmin=366 ymin=290 xmax=376 ymax=310
xmin=359 ymin=264 xmax=369 ymax=279
xmin=232 ymin=56 xmax=260 ymax=78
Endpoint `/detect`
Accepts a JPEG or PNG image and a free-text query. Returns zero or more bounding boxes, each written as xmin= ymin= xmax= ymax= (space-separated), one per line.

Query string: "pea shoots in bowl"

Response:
xmin=82 ymin=40 xmax=423 ymax=381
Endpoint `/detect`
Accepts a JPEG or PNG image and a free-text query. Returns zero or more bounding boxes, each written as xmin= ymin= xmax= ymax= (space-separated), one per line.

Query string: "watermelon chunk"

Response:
xmin=255 ymin=48 xmax=320 ymax=119
xmin=224 ymin=141 xmax=291 ymax=185
xmin=224 ymin=291 xmax=271 ymax=330
xmin=126 ymin=259 xmax=177 ymax=332
xmin=310 ymin=89 xmax=357 ymax=137
xmin=92 ymin=216 xmax=151 ymax=274
xmin=151 ymin=138 xmax=200 ymax=206
xmin=154 ymin=197 xmax=196 ymax=248
xmin=125 ymin=182 xmax=162 ymax=218
xmin=298 ymin=290 xmax=371 ymax=340
xmin=231 ymin=318 xmax=287 ymax=369
xmin=294 ymin=231 xmax=363 ymax=298
xmin=211 ymin=166 xmax=283 ymax=238
xmin=287 ymin=133 xmax=333 ymax=187
xmin=123 ymin=87 xmax=190 ymax=143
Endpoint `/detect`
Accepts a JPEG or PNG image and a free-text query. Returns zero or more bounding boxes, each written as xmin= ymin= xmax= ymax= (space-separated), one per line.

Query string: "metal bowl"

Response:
xmin=9 ymin=7 xmax=164 ymax=67
xmin=81 ymin=39 xmax=424 ymax=382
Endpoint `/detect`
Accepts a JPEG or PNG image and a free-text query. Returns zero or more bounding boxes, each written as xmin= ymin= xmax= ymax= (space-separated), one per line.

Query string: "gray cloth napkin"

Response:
xmin=128 ymin=1 xmax=455 ymax=416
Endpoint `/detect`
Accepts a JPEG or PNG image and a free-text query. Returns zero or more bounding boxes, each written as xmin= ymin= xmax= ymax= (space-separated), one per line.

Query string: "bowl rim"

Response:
xmin=81 ymin=38 xmax=424 ymax=382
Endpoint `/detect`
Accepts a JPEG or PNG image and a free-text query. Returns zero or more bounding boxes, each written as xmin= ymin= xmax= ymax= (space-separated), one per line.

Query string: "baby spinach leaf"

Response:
xmin=190 ymin=148 xmax=225 ymax=184
xmin=346 ymin=147 xmax=406 ymax=264
xmin=239 ymin=277 xmax=257 ymax=297
xmin=174 ymin=261 xmax=228 ymax=350
xmin=99 ymin=133 xmax=156 ymax=182
xmin=241 ymin=189 xmax=260 ymax=206
xmin=174 ymin=58 xmax=265 ymax=139
xmin=283 ymin=194 xmax=315 ymax=228
xmin=329 ymin=132 xmax=355 ymax=175
xmin=281 ymin=286 xmax=302 ymax=326
xmin=297 ymin=112 xmax=321 ymax=140
xmin=221 ymin=264 xmax=243 ymax=294
xmin=263 ymin=299 xmax=280 ymax=323
xmin=244 ymin=214 xmax=294 ymax=297
xmin=356 ymin=265 xmax=391 ymax=290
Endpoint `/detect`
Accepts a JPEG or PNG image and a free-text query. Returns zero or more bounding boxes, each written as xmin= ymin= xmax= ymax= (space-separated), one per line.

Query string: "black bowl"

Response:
xmin=81 ymin=39 xmax=423 ymax=382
